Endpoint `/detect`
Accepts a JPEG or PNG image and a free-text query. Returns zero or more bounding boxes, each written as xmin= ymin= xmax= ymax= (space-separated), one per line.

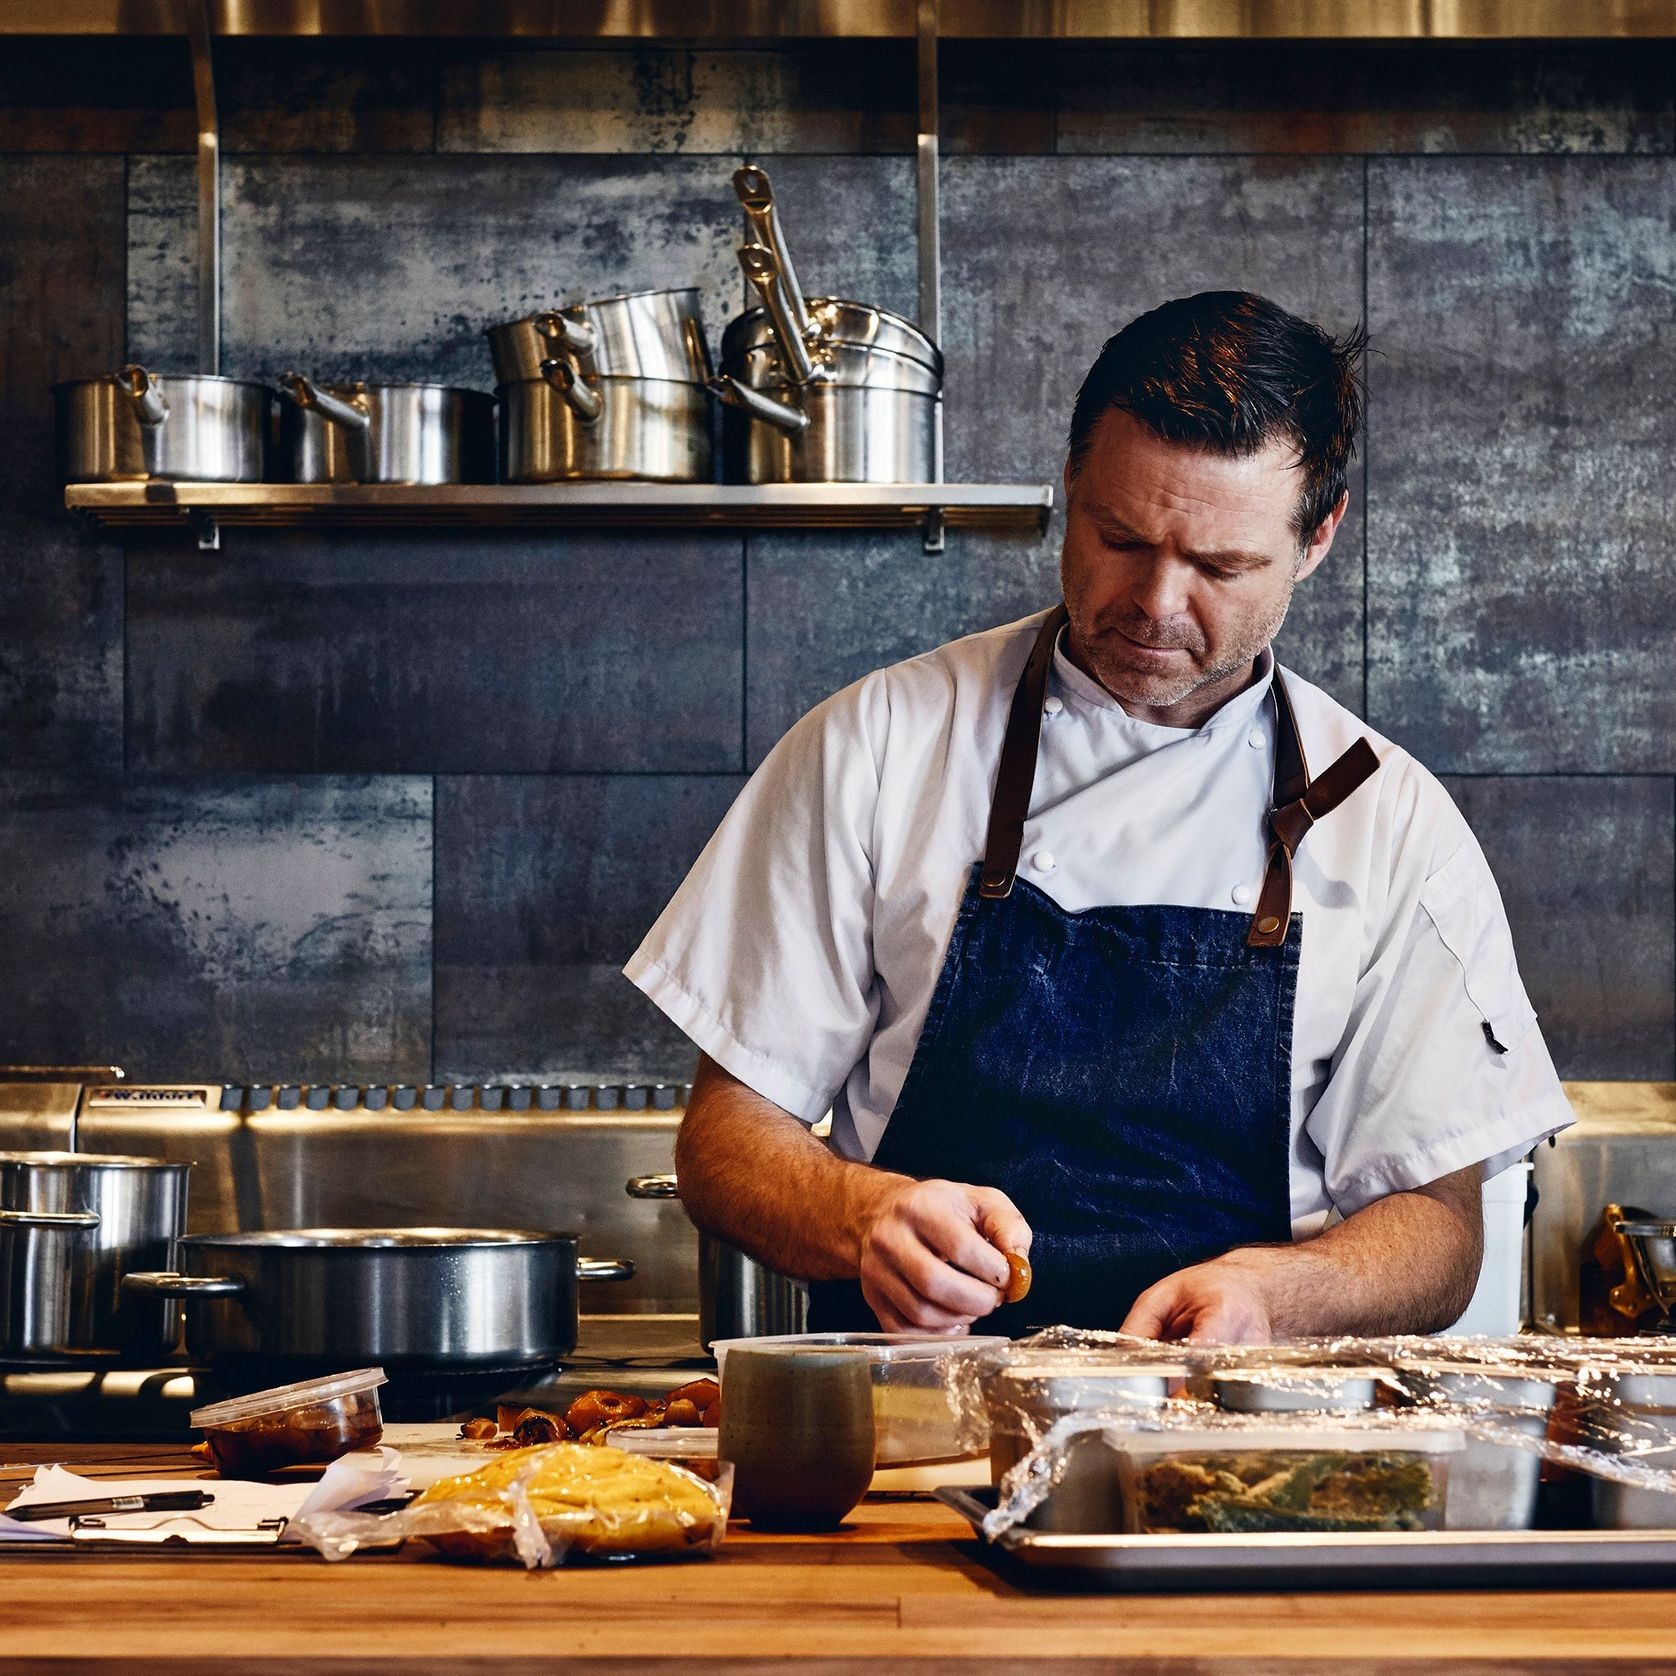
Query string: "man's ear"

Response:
xmin=1294 ymin=491 xmax=1349 ymax=582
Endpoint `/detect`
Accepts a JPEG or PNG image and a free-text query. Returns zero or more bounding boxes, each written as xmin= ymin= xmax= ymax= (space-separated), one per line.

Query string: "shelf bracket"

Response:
xmin=921 ymin=507 xmax=946 ymax=555
xmin=186 ymin=506 xmax=220 ymax=551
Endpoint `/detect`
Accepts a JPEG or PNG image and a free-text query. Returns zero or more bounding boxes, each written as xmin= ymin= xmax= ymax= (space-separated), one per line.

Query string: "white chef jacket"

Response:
xmin=626 ymin=610 xmax=1574 ymax=1236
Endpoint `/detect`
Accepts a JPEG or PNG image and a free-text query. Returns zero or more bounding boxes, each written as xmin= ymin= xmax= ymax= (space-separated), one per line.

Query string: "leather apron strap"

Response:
xmin=1247 ymin=675 xmax=1380 ymax=948
xmin=977 ymin=604 xmax=1381 ymax=948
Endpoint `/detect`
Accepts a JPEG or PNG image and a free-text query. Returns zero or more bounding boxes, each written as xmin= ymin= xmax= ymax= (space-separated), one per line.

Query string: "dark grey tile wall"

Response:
xmin=0 ymin=157 xmax=126 ymax=773
xmin=435 ymin=775 xmax=745 ymax=1082
xmin=127 ymin=531 xmax=743 ymax=774
xmin=0 ymin=775 xmax=431 ymax=1080
xmin=1 ymin=38 xmax=1672 ymax=1084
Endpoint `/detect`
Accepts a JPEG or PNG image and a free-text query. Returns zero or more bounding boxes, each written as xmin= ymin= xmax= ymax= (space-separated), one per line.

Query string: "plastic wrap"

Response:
xmin=940 ymin=1330 xmax=1676 ymax=1539
xmin=292 ymin=1442 xmax=732 ymax=1568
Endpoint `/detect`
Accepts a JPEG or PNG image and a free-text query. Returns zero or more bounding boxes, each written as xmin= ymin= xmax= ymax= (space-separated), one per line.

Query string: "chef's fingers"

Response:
xmin=1117 ymin=1275 xmax=1193 ymax=1341
xmin=862 ymin=1260 xmax=980 ymax=1333
xmin=969 ymin=1188 xmax=1033 ymax=1263
xmin=886 ymin=1227 xmax=1005 ymax=1320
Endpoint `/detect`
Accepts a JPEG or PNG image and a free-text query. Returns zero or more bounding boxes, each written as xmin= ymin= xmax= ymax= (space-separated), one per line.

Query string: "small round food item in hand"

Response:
xmin=1002 ymin=1249 xmax=1033 ymax=1305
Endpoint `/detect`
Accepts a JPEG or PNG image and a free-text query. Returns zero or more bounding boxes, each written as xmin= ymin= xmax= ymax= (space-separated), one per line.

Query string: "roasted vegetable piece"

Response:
xmin=564 ymin=1389 xmax=650 ymax=1436
xmin=665 ymin=1398 xmax=703 ymax=1428
xmin=1002 ymin=1250 xmax=1032 ymax=1305
xmin=458 ymin=1416 xmax=498 ymax=1441
xmin=669 ymin=1377 xmax=719 ymax=1410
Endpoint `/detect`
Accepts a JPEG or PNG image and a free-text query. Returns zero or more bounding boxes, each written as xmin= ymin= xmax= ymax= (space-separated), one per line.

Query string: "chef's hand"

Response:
xmin=859 ymin=1178 xmax=1032 ymax=1334
xmin=1118 ymin=1256 xmax=1276 ymax=1345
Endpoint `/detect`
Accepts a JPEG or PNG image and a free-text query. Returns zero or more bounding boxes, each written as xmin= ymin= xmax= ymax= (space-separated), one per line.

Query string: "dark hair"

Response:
xmin=1067 ymin=291 xmax=1367 ymax=540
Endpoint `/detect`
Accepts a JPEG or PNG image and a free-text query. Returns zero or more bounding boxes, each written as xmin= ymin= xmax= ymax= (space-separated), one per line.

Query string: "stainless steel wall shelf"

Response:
xmin=65 ymin=480 xmax=1054 ymax=554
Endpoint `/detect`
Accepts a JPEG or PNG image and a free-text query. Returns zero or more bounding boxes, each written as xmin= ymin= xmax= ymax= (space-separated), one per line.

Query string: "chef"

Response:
xmin=626 ymin=290 xmax=1574 ymax=1342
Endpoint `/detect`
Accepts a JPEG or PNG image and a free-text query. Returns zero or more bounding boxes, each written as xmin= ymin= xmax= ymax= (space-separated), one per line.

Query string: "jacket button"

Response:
xmin=1032 ymin=850 xmax=1056 ymax=873
xmin=1231 ymin=884 xmax=1253 ymax=906
xmin=1044 ymin=695 xmax=1064 ymax=716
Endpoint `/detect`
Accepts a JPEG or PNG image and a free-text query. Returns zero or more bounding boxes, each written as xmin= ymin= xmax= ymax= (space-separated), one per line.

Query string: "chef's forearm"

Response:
xmin=673 ymin=1054 xmax=907 ymax=1282
xmin=1224 ymin=1166 xmax=1485 ymax=1337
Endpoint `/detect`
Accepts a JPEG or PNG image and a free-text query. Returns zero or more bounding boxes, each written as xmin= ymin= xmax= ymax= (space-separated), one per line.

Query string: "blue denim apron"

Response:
xmin=809 ymin=605 xmax=1378 ymax=1334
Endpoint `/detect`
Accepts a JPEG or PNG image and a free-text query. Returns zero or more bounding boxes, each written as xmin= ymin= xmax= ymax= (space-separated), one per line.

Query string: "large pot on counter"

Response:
xmin=54 ymin=366 xmax=272 ymax=484
xmin=627 ymin=1175 xmax=806 ymax=1349
xmin=0 ymin=1151 xmax=190 ymax=1359
xmin=708 ymin=165 xmax=942 ymax=485
xmin=125 ymin=1228 xmax=632 ymax=1372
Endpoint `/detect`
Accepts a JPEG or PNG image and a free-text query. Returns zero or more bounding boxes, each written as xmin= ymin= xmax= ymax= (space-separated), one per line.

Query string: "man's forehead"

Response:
xmin=1076 ymin=410 xmax=1302 ymax=536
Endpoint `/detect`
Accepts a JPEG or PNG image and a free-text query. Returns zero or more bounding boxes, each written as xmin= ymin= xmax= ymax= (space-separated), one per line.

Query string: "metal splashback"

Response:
xmin=0 ymin=1080 xmax=697 ymax=1317
xmin=1531 ymin=1082 xmax=1676 ymax=1331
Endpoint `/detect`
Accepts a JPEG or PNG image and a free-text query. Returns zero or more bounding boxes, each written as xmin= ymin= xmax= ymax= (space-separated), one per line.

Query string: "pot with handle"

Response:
xmin=124 ymin=1228 xmax=633 ymax=1370
xmin=626 ymin=1175 xmax=807 ymax=1349
xmin=708 ymin=165 xmax=942 ymax=485
xmin=54 ymin=366 xmax=271 ymax=484
xmin=499 ymin=360 xmax=713 ymax=484
xmin=0 ymin=1152 xmax=191 ymax=1359
xmin=277 ymin=375 xmax=495 ymax=485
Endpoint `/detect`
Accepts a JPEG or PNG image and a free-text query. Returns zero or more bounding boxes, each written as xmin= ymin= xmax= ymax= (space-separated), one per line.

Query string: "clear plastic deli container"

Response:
xmin=1211 ymin=1368 xmax=1382 ymax=1415
xmin=1113 ymin=1424 xmax=1461 ymax=1534
xmin=981 ymin=1353 xmax=1187 ymax=1533
xmin=712 ymin=1332 xmax=1007 ymax=1463
xmin=190 ymin=1367 xmax=387 ymax=1476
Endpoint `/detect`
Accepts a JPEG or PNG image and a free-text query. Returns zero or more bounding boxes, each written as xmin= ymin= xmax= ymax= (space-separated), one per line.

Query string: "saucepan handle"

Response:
xmin=538 ymin=357 xmax=604 ymax=423
xmin=122 ymin=1271 xmax=245 ymax=1297
xmin=535 ymin=310 xmax=599 ymax=361
xmin=278 ymin=372 xmax=372 ymax=435
xmin=577 ymin=1257 xmax=635 ymax=1284
xmin=0 ymin=1208 xmax=101 ymax=1230
xmin=707 ymin=374 xmax=810 ymax=436
xmin=118 ymin=364 xmax=169 ymax=429
xmin=625 ymin=1173 xmax=680 ymax=1200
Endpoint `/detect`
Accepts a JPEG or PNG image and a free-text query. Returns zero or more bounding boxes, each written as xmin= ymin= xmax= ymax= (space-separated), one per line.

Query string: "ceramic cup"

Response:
xmin=719 ymin=1346 xmax=876 ymax=1531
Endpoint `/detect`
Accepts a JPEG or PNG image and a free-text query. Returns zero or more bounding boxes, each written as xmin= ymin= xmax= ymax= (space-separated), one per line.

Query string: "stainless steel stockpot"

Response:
xmin=499 ymin=367 xmax=713 ymax=484
xmin=713 ymin=323 xmax=941 ymax=485
xmin=277 ymin=376 xmax=496 ymax=485
xmin=0 ymin=1151 xmax=190 ymax=1358
xmin=54 ymin=367 xmax=271 ymax=484
xmin=626 ymin=1175 xmax=805 ymax=1350
xmin=486 ymin=288 xmax=712 ymax=386
xmin=125 ymin=1228 xmax=633 ymax=1369
xmin=708 ymin=165 xmax=942 ymax=484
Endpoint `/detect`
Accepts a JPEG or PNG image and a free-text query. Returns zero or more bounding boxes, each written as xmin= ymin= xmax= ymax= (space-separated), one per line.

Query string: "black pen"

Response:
xmin=6 ymin=1489 xmax=215 ymax=1522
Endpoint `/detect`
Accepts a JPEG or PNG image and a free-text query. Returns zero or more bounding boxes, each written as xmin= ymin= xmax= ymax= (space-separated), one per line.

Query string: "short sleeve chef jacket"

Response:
xmin=626 ymin=611 xmax=1575 ymax=1236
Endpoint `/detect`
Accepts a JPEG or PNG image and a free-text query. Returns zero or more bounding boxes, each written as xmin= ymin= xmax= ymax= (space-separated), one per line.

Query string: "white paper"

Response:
xmin=0 ymin=1449 xmax=406 ymax=1544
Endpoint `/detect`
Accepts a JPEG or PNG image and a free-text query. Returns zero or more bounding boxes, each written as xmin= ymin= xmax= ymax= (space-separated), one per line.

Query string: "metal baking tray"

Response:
xmin=937 ymin=1487 xmax=1676 ymax=1591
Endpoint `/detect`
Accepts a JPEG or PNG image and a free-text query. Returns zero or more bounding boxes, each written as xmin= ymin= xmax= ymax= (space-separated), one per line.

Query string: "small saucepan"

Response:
xmin=55 ymin=366 xmax=271 ymax=484
xmin=277 ymin=375 xmax=495 ymax=485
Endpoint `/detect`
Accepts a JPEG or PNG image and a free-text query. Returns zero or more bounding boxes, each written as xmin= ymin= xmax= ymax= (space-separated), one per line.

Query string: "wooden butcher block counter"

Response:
xmin=4 ymin=1443 xmax=1676 ymax=1674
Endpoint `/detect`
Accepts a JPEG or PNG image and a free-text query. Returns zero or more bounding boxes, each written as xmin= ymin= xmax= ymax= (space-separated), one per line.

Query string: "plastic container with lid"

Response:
xmin=1394 ymin=1360 xmax=1560 ymax=1530
xmin=980 ymin=1353 xmax=1188 ymax=1534
xmin=1113 ymin=1423 xmax=1461 ymax=1535
xmin=190 ymin=1368 xmax=387 ymax=1477
xmin=711 ymin=1332 xmax=1007 ymax=1464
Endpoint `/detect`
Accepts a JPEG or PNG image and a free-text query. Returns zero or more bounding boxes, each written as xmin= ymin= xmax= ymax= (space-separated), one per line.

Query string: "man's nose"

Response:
xmin=1128 ymin=554 xmax=1194 ymax=622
